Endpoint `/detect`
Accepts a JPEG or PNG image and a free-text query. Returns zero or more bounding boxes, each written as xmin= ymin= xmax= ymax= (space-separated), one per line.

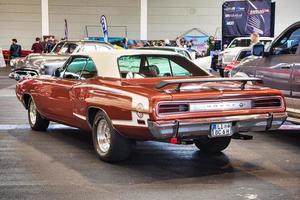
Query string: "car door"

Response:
xmin=290 ymin=63 xmax=300 ymax=121
xmin=38 ymin=56 xmax=88 ymax=125
xmin=254 ymin=26 xmax=300 ymax=103
xmin=255 ymin=63 xmax=293 ymax=97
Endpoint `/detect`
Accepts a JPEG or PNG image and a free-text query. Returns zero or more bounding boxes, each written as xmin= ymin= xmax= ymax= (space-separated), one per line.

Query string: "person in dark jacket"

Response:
xmin=10 ymin=39 xmax=22 ymax=59
xmin=31 ymin=37 xmax=43 ymax=53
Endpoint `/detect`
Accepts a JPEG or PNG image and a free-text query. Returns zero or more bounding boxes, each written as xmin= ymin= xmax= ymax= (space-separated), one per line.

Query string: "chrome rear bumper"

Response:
xmin=148 ymin=112 xmax=287 ymax=140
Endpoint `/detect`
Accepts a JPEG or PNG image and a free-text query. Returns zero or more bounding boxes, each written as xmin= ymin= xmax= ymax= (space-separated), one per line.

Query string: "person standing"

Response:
xmin=10 ymin=39 xmax=22 ymax=59
xmin=31 ymin=37 xmax=43 ymax=53
xmin=43 ymin=37 xmax=52 ymax=53
xmin=250 ymin=32 xmax=261 ymax=45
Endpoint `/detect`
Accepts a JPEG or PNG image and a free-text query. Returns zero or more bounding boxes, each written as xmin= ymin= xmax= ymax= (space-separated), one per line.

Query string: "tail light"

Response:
xmin=252 ymin=98 xmax=282 ymax=108
xmin=158 ymin=103 xmax=189 ymax=114
xmin=157 ymin=97 xmax=282 ymax=116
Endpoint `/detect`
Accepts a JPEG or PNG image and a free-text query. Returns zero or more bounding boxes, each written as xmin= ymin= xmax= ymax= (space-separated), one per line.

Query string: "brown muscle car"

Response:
xmin=16 ymin=50 xmax=287 ymax=162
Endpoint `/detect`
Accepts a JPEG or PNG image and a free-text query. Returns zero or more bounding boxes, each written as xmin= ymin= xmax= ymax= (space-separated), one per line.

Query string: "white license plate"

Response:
xmin=210 ymin=122 xmax=233 ymax=137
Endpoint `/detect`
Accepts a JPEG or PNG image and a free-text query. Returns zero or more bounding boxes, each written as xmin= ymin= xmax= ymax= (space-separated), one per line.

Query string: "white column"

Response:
xmin=140 ymin=0 xmax=147 ymax=40
xmin=41 ymin=0 xmax=49 ymax=36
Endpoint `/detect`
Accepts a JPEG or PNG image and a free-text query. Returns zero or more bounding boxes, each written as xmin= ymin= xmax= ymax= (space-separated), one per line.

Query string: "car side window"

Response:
xmin=271 ymin=28 xmax=300 ymax=55
xmin=95 ymin=44 xmax=112 ymax=52
xmin=60 ymin=43 xmax=78 ymax=54
xmin=118 ymin=56 xmax=141 ymax=78
xmin=81 ymin=59 xmax=98 ymax=79
xmin=237 ymin=50 xmax=252 ymax=61
xmin=82 ymin=45 xmax=96 ymax=53
xmin=63 ymin=57 xmax=88 ymax=80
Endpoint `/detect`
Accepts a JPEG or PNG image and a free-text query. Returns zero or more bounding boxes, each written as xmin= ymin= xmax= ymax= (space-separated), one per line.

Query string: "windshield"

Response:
xmin=52 ymin=42 xmax=78 ymax=54
xmin=118 ymin=54 xmax=209 ymax=79
xmin=228 ymin=39 xmax=272 ymax=48
xmin=51 ymin=42 xmax=65 ymax=53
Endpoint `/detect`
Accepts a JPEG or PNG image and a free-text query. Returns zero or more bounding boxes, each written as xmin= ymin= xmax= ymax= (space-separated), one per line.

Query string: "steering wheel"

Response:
xmin=126 ymin=72 xmax=145 ymax=79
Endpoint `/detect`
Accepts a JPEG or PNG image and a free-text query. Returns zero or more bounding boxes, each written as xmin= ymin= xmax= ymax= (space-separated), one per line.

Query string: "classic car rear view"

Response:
xmin=15 ymin=50 xmax=287 ymax=163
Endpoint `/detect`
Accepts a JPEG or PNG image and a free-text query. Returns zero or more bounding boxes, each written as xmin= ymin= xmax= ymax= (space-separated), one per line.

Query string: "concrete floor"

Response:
xmin=0 ymin=68 xmax=300 ymax=200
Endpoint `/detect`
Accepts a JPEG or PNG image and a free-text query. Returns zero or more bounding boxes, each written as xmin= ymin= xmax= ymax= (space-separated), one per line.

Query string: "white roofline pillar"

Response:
xmin=41 ymin=0 xmax=49 ymax=36
xmin=140 ymin=0 xmax=147 ymax=40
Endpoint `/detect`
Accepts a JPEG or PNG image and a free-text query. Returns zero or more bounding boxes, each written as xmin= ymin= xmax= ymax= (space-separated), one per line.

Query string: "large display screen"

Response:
xmin=222 ymin=0 xmax=272 ymax=37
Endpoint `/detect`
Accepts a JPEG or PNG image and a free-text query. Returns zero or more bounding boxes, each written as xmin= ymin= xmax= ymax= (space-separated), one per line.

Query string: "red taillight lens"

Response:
xmin=158 ymin=104 xmax=189 ymax=114
xmin=252 ymin=98 xmax=282 ymax=108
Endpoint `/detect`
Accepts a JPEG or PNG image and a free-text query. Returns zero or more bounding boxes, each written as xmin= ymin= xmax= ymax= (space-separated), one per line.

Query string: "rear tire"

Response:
xmin=28 ymin=98 xmax=49 ymax=131
xmin=92 ymin=111 xmax=132 ymax=162
xmin=194 ymin=136 xmax=231 ymax=153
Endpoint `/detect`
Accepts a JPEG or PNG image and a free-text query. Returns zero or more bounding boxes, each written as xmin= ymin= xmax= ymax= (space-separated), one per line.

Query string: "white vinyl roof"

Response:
xmin=81 ymin=50 xmax=181 ymax=78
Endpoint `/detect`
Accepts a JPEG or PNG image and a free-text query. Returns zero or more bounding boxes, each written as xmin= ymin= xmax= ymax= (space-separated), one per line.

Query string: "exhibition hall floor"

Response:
xmin=0 ymin=68 xmax=300 ymax=200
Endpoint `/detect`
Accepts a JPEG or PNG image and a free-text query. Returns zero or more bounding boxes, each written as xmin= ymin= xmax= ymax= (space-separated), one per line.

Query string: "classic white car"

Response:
xmin=221 ymin=37 xmax=273 ymax=67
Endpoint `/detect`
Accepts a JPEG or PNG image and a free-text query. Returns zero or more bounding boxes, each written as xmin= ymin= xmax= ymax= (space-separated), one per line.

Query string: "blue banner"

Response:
xmin=223 ymin=0 xmax=272 ymax=37
xmin=100 ymin=15 xmax=109 ymax=43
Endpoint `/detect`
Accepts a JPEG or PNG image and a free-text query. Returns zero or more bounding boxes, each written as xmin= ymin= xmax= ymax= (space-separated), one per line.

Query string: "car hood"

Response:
xmin=15 ymin=54 xmax=69 ymax=71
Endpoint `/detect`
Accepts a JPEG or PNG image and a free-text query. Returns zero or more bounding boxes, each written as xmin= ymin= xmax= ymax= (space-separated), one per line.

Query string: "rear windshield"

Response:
xmin=118 ymin=54 xmax=209 ymax=79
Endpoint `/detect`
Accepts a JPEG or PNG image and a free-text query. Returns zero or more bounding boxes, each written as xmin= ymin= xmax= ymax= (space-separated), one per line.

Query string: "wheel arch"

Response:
xmin=22 ymin=93 xmax=32 ymax=109
xmin=87 ymin=106 xmax=111 ymax=129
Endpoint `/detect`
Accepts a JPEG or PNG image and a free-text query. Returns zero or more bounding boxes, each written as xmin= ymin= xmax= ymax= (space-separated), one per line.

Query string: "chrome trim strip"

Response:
xmin=156 ymin=96 xmax=284 ymax=117
xmin=73 ymin=112 xmax=86 ymax=120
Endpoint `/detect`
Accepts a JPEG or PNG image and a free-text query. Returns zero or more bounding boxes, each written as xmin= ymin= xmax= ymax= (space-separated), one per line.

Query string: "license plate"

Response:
xmin=210 ymin=122 xmax=233 ymax=137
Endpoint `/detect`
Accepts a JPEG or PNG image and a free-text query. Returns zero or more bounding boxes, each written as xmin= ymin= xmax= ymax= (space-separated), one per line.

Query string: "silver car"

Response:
xmin=9 ymin=40 xmax=114 ymax=80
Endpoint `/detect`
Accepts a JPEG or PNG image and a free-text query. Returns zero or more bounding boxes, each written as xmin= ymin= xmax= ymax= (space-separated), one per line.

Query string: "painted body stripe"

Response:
xmin=73 ymin=84 xmax=150 ymax=127
xmin=74 ymin=84 xmax=149 ymax=111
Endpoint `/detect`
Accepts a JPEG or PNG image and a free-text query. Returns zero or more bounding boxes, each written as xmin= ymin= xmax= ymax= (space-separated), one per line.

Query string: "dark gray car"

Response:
xmin=231 ymin=21 xmax=300 ymax=124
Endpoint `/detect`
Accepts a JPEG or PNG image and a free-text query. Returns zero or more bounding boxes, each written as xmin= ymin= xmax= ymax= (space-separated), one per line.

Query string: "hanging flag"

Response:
xmin=64 ymin=19 xmax=68 ymax=39
xmin=100 ymin=15 xmax=109 ymax=42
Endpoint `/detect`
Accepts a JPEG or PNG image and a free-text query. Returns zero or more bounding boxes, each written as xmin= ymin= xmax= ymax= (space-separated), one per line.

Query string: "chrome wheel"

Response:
xmin=96 ymin=119 xmax=111 ymax=153
xmin=29 ymin=100 xmax=37 ymax=125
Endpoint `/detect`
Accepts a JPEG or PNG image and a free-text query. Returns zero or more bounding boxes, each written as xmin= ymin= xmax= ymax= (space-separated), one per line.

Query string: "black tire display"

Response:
xmin=92 ymin=111 xmax=132 ymax=162
xmin=28 ymin=98 xmax=49 ymax=131
xmin=194 ymin=136 xmax=231 ymax=153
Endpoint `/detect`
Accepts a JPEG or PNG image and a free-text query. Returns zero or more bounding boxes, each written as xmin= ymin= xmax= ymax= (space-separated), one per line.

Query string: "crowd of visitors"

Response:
xmin=9 ymin=36 xmax=58 ymax=59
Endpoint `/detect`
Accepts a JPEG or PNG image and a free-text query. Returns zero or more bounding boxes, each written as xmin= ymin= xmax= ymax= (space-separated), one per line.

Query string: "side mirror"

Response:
xmin=252 ymin=44 xmax=265 ymax=57
xmin=14 ymin=74 xmax=21 ymax=81
xmin=54 ymin=68 xmax=61 ymax=77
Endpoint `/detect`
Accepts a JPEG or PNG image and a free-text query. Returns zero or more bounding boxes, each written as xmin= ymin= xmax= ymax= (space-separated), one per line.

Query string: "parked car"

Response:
xmin=2 ymin=49 xmax=33 ymax=65
xmin=137 ymin=46 xmax=212 ymax=72
xmin=9 ymin=40 xmax=114 ymax=80
xmin=231 ymin=21 xmax=300 ymax=124
xmin=224 ymin=47 xmax=252 ymax=77
xmin=220 ymin=36 xmax=273 ymax=68
xmin=137 ymin=46 xmax=193 ymax=60
xmin=15 ymin=50 xmax=287 ymax=162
